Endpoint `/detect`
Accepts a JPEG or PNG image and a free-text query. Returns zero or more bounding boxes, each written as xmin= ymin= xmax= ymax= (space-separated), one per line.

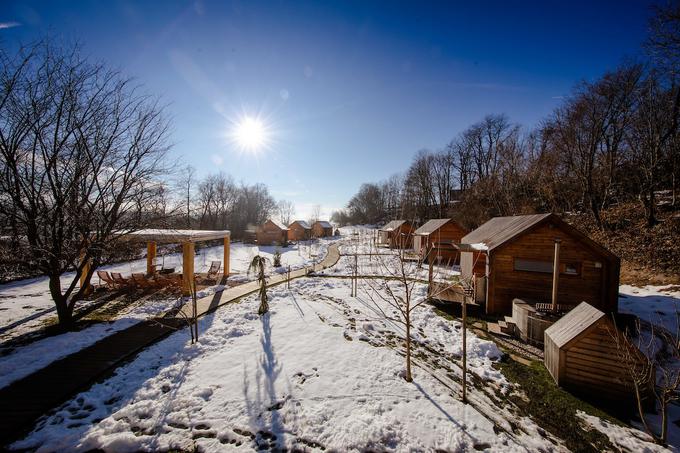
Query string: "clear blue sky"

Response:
xmin=1 ymin=0 xmax=655 ymax=219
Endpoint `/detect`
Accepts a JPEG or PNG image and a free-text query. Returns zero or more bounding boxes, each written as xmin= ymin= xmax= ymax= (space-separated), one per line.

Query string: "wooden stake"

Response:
xmin=462 ymin=298 xmax=467 ymax=403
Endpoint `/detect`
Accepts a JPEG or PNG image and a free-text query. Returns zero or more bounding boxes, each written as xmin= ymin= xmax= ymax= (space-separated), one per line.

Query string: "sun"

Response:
xmin=233 ymin=116 xmax=267 ymax=151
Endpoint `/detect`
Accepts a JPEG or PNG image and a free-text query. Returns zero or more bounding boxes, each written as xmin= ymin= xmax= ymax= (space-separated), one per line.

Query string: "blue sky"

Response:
xmin=1 ymin=0 xmax=655 ymax=219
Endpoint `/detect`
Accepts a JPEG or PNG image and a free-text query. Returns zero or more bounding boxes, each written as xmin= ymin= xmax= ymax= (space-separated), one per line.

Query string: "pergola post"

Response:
xmin=223 ymin=235 xmax=230 ymax=277
xmin=147 ymin=241 xmax=157 ymax=276
xmin=182 ymin=241 xmax=195 ymax=296
xmin=79 ymin=249 xmax=91 ymax=294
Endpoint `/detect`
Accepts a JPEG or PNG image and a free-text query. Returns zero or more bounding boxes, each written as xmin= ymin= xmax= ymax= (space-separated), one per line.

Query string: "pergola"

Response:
xmin=118 ymin=229 xmax=230 ymax=295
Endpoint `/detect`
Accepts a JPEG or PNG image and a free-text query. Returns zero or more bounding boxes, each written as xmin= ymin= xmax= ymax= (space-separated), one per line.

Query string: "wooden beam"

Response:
xmin=551 ymin=239 xmax=561 ymax=311
xmin=79 ymin=249 xmax=91 ymax=294
xmin=223 ymin=235 xmax=230 ymax=277
xmin=182 ymin=241 xmax=195 ymax=296
xmin=147 ymin=241 xmax=157 ymax=276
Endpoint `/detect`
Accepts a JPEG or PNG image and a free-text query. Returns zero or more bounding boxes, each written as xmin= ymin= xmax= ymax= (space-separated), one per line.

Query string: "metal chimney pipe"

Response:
xmin=551 ymin=238 xmax=561 ymax=311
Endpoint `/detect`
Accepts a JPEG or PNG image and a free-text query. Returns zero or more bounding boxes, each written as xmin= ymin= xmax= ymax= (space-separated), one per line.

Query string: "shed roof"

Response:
xmin=380 ymin=220 xmax=406 ymax=232
xmin=314 ymin=220 xmax=333 ymax=228
xmin=120 ymin=229 xmax=230 ymax=243
xmin=290 ymin=220 xmax=311 ymax=229
xmin=414 ymin=218 xmax=451 ymax=236
xmin=544 ymin=302 xmax=606 ymax=349
xmin=267 ymin=219 xmax=289 ymax=231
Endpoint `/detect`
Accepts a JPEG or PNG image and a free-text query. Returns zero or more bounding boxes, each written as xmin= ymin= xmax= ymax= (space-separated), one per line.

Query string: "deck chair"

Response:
xmin=111 ymin=272 xmax=132 ymax=288
xmin=97 ymin=271 xmax=116 ymax=289
xmin=131 ymin=273 xmax=159 ymax=289
xmin=207 ymin=261 xmax=221 ymax=278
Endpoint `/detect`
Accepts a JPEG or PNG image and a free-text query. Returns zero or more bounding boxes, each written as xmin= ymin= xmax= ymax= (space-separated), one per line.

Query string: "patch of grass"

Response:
xmin=497 ymin=357 xmax=622 ymax=453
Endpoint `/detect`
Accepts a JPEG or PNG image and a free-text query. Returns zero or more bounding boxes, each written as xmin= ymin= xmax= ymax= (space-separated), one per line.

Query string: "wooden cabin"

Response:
xmin=459 ymin=213 xmax=620 ymax=316
xmin=413 ymin=218 xmax=467 ymax=264
xmin=378 ymin=220 xmax=414 ymax=249
xmin=256 ymin=219 xmax=288 ymax=246
xmin=544 ymin=302 xmax=650 ymax=403
xmin=288 ymin=220 xmax=312 ymax=241
xmin=312 ymin=220 xmax=333 ymax=238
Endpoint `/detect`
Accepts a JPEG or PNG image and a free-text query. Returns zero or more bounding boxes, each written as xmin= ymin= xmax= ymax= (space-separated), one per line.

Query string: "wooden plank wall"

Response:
xmin=487 ymin=222 xmax=609 ymax=315
xmin=562 ymin=322 xmax=638 ymax=399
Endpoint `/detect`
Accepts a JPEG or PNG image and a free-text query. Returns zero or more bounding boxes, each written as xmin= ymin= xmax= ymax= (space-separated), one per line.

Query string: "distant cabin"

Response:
xmin=459 ymin=213 xmax=620 ymax=316
xmin=256 ymin=219 xmax=288 ymax=246
xmin=413 ymin=218 xmax=468 ymax=264
xmin=378 ymin=220 xmax=415 ymax=249
xmin=288 ymin=220 xmax=312 ymax=241
xmin=311 ymin=221 xmax=333 ymax=238
xmin=544 ymin=302 xmax=650 ymax=403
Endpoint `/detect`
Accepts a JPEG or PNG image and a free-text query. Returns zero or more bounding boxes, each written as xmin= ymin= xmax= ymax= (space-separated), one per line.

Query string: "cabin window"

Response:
xmin=513 ymin=259 xmax=553 ymax=273
xmin=561 ymin=262 xmax=581 ymax=276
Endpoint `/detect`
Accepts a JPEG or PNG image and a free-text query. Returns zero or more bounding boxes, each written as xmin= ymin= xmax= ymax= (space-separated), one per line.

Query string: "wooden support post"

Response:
xmin=79 ymin=249 xmax=91 ymax=294
xmin=223 ymin=235 xmax=230 ymax=278
xmin=182 ymin=241 xmax=195 ymax=296
xmin=147 ymin=241 xmax=157 ymax=276
xmin=551 ymin=239 xmax=561 ymax=312
xmin=462 ymin=296 xmax=467 ymax=404
xmin=428 ymin=252 xmax=434 ymax=296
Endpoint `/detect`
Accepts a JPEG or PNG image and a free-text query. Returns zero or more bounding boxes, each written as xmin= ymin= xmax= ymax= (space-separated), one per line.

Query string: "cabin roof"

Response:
xmin=460 ymin=213 xmax=618 ymax=262
xmin=267 ymin=219 xmax=289 ymax=231
xmin=414 ymin=218 xmax=451 ymax=235
xmin=380 ymin=220 xmax=406 ymax=232
xmin=314 ymin=220 xmax=333 ymax=228
xmin=290 ymin=220 xmax=311 ymax=229
xmin=461 ymin=214 xmax=550 ymax=251
xmin=544 ymin=302 xmax=606 ymax=349
xmin=120 ymin=229 xmax=230 ymax=243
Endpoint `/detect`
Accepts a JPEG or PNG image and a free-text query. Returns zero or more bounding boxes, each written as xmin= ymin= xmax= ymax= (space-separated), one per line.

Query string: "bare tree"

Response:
xmin=0 ymin=40 xmax=172 ymax=329
xmin=308 ymin=204 xmax=321 ymax=225
xmin=610 ymin=317 xmax=680 ymax=446
xmin=175 ymin=164 xmax=196 ymax=228
xmin=277 ymin=200 xmax=295 ymax=226
xmin=249 ymin=255 xmax=269 ymax=315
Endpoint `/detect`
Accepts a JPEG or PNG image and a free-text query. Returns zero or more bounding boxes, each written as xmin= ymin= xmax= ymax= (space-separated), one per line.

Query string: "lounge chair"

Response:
xmin=111 ymin=272 xmax=132 ymax=288
xmin=97 ymin=270 xmax=116 ymax=289
xmin=131 ymin=273 xmax=160 ymax=289
xmin=207 ymin=261 xmax=221 ymax=278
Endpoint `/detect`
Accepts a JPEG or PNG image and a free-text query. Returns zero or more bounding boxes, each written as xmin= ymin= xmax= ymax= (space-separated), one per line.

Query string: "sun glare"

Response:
xmin=234 ymin=117 xmax=267 ymax=151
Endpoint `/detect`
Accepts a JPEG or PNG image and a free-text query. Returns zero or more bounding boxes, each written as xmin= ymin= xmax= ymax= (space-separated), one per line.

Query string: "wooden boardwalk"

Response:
xmin=0 ymin=242 xmax=341 ymax=448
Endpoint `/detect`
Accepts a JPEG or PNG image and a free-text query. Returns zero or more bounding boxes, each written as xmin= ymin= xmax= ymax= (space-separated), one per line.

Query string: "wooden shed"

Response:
xmin=256 ymin=219 xmax=288 ymax=246
xmin=288 ymin=220 xmax=311 ymax=241
xmin=378 ymin=220 xmax=415 ymax=249
xmin=312 ymin=220 xmax=333 ymax=238
xmin=544 ymin=302 xmax=650 ymax=402
xmin=413 ymin=218 xmax=468 ymax=264
xmin=459 ymin=213 xmax=620 ymax=316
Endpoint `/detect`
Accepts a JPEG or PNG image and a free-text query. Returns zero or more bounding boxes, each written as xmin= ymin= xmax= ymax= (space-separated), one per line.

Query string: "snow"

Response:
xmin=577 ymin=410 xmax=671 ymax=452
xmin=468 ymin=243 xmax=488 ymax=251
xmin=619 ymin=284 xmax=680 ymax=335
xmin=12 ymin=277 xmax=542 ymax=452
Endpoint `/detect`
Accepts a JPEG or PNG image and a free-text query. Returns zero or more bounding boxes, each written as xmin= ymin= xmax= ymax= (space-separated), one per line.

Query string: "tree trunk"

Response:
xmin=405 ymin=316 xmax=413 ymax=382
xmin=49 ymin=275 xmax=75 ymax=330
xmin=647 ymin=185 xmax=658 ymax=227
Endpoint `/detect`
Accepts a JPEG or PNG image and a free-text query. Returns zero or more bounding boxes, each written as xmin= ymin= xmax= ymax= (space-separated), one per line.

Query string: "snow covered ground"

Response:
xmin=0 ymin=239 xmax=336 ymax=341
xmin=619 ymin=284 xmax=680 ymax=334
xmin=12 ymin=277 xmax=554 ymax=452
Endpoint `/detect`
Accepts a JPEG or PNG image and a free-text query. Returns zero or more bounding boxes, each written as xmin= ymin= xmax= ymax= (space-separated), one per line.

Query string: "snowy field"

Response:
xmin=0 ymin=239 xmax=335 ymax=341
xmin=12 ymin=277 xmax=556 ymax=452
xmin=619 ymin=284 xmax=680 ymax=334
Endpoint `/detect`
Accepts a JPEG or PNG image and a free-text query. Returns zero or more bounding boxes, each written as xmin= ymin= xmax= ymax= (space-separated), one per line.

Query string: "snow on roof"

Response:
xmin=120 ymin=229 xmax=230 ymax=243
xmin=315 ymin=221 xmax=333 ymax=228
xmin=268 ymin=219 xmax=289 ymax=230
xmin=290 ymin=220 xmax=311 ymax=229
xmin=414 ymin=218 xmax=451 ymax=236
xmin=544 ymin=302 xmax=605 ymax=349
xmin=379 ymin=220 xmax=406 ymax=232
xmin=461 ymin=214 xmax=551 ymax=252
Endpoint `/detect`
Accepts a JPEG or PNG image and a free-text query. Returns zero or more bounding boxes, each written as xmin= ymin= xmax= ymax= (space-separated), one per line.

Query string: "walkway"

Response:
xmin=0 ymin=243 xmax=341 ymax=448
xmin=178 ymin=242 xmax=341 ymax=319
